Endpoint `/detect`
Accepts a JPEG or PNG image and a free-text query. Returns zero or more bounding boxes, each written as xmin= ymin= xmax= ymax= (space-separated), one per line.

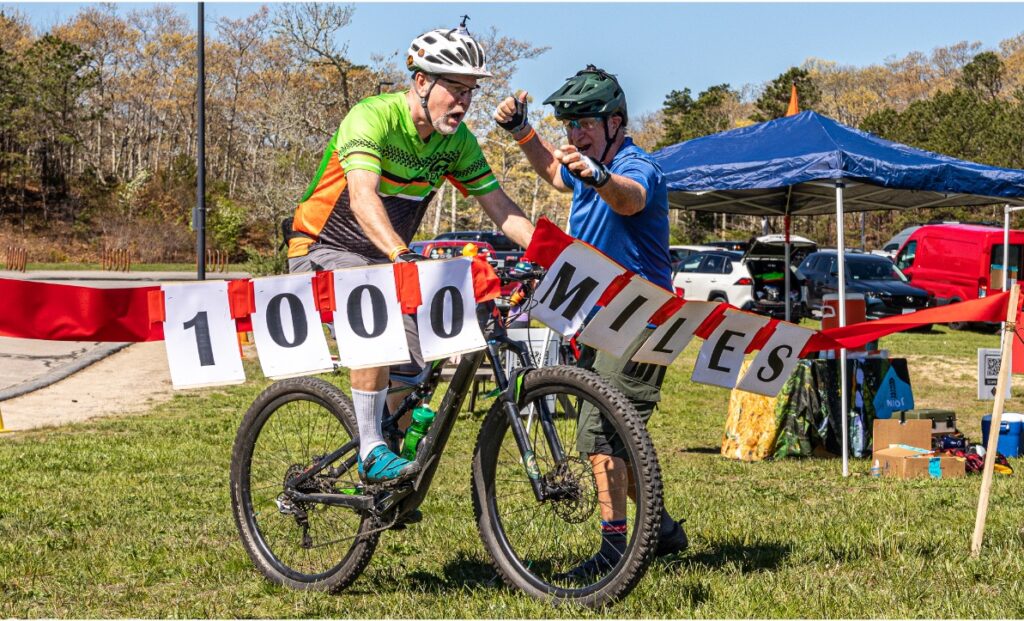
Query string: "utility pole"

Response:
xmin=195 ymin=2 xmax=207 ymax=280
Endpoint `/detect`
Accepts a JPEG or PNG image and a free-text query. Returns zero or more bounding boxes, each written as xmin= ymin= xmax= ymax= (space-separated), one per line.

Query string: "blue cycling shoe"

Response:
xmin=357 ymin=445 xmax=421 ymax=485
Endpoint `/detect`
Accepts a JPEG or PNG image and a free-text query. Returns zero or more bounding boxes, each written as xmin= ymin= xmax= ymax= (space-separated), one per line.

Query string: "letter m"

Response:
xmin=538 ymin=262 xmax=600 ymax=321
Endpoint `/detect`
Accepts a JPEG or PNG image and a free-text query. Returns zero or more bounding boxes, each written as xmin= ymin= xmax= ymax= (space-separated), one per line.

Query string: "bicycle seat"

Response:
xmin=389 ymin=362 xmax=431 ymax=388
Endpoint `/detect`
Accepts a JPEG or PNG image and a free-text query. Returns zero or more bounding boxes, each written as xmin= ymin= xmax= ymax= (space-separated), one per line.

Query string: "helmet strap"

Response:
xmin=599 ymin=116 xmax=621 ymax=164
xmin=415 ymin=74 xmax=439 ymax=133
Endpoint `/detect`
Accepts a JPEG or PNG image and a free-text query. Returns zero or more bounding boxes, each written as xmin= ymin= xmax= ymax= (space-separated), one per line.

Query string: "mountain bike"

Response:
xmin=229 ymin=266 xmax=664 ymax=607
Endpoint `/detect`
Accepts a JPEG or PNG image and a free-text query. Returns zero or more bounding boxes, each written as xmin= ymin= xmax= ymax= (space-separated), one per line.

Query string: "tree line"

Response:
xmin=2 ymin=4 xmax=1023 ymax=265
xmin=657 ymin=39 xmax=1024 ymax=245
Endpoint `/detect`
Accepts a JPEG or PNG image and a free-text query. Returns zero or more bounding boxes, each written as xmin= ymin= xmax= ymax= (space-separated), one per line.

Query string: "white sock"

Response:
xmin=352 ymin=387 xmax=388 ymax=460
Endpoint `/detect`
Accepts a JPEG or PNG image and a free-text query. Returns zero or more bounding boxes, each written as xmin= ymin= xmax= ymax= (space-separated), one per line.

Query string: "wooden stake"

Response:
xmin=971 ymin=283 xmax=1020 ymax=556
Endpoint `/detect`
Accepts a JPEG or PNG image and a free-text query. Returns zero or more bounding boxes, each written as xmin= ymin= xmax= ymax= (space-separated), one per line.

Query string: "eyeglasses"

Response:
xmin=562 ymin=118 xmax=603 ymax=133
xmin=435 ymin=77 xmax=479 ymax=101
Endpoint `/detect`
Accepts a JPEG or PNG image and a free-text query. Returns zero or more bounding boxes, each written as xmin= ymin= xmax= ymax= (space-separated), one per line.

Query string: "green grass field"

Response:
xmin=1 ymin=325 xmax=1022 ymax=617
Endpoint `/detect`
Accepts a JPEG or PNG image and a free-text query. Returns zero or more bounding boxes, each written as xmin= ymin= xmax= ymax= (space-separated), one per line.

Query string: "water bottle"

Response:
xmin=400 ymin=405 xmax=436 ymax=461
xmin=869 ymin=459 xmax=882 ymax=478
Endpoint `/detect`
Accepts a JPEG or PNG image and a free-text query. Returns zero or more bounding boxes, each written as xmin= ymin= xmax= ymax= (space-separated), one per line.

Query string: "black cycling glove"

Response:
xmin=394 ymin=251 xmax=428 ymax=263
xmin=497 ymin=95 xmax=529 ymax=133
xmin=567 ymin=154 xmax=611 ymax=188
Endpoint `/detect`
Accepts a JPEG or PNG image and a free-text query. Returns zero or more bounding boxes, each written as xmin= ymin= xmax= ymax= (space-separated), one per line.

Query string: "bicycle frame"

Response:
xmin=283 ymin=323 xmax=570 ymax=525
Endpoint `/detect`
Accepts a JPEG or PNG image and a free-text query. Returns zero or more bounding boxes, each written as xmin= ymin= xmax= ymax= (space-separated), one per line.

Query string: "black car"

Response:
xmin=797 ymin=251 xmax=933 ymax=319
xmin=434 ymin=230 xmax=524 ymax=266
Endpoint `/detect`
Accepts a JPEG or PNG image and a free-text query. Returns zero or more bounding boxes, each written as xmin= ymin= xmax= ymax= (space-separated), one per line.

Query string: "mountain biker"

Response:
xmin=286 ymin=22 xmax=534 ymax=486
xmin=494 ymin=65 xmax=687 ymax=579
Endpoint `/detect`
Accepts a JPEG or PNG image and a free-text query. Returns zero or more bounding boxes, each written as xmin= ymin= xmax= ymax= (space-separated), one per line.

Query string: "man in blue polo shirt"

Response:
xmin=494 ymin=65 xmax=686 ymax=581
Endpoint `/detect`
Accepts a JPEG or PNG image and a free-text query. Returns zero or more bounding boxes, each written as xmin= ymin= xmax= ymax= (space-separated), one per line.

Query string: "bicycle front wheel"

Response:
xmin=230 ymin=376 xmax=378 ymax=592
xmin=471 ymin=366 xmax=663 ymax=608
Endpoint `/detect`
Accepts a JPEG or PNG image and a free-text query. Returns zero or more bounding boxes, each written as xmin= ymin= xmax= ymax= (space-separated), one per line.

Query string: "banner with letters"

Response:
xmin=0 ymin=217 xmax=1019 ymax=395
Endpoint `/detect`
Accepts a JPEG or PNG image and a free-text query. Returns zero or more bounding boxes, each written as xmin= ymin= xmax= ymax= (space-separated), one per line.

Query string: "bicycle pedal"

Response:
xmin=362 ymin=479 xmax=414 ymax=495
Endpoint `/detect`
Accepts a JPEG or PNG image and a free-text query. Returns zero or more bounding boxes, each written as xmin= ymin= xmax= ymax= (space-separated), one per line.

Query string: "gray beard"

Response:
xmin=432 ymin=112 xmax=460 ymax=135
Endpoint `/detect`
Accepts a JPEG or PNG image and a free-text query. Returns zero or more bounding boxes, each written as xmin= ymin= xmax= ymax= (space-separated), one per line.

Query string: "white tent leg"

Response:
xmin=837 ymin=181 xmax=849 ymax=477
xmin=785 ymin=214 xmax=791 ymax=322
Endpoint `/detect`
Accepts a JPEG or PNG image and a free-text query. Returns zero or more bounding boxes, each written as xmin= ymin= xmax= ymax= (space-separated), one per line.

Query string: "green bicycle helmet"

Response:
xmin=543 ymin=65 xmax=628 ymax=126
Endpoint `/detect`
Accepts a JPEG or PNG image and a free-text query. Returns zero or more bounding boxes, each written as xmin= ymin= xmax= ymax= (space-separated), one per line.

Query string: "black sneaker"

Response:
xmin=555 ymin=550 xmax=621 ymax=583
xmin=656 ymin=519 xmax=689 ymax=557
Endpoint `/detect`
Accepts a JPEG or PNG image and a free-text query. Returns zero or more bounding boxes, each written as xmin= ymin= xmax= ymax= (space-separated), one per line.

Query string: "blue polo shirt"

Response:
xmin=561 ymin=137 xmax=672 ymax=291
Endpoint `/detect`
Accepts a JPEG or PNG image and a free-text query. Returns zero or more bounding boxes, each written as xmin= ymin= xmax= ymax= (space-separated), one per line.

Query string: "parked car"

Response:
xmin=705 ymin=240 xmax=749 ymax=253
xmin=894 ymin=223 xmax=1024 ymax=329
xmin=434 ymin=230 xmax=524 ymax=266
xmin=876 ymin=225 xmax=921 ymax=260
xmin=410 ymin=238 xmax=499 ymax=266
xmin=797 ymin=250 xmax=932 ymax=319
xmin=668 ymin=244 xmax=716 ymax=275
xmin=673 ymin=235 xmax=816 ymax=319
xmin=894 ymin=224 xmax=1024 ymax=306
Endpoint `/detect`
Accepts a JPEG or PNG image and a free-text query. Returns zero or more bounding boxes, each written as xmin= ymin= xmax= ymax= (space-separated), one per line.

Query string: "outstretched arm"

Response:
xmin=474 ymin=188 xmax=535 ymax=249
xmin=494 ymin=92 xmax=570 ymax=193
xmin=554 ymin=145 xmax=647 ymax=216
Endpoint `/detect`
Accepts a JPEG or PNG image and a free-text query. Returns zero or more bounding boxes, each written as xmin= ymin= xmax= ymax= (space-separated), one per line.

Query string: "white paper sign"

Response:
xmin=691 ymin=309 xmax=770 ymax=389
xmin=632 ymin=301 xmax=720 ymax=366
xmin=531 ymin=242 xmax=626 ymax=336
xmin=978 ymin=347 xmax=1012 ymax=400
xmin=736 ymin=322 xmax=816 ymax=396
xmin=332 ymin=265 xmax=410 ymax=369
xmin=251 ymin=274 xmax=334 ymax=379
xmin=578 ymin=277 xmax=674 ymax=357
xmin=505 ymin=326 xmax=561 ymax=370
xmin=415 ymin=258 xmax=486 ymax=361
xmin=162 ymin=281 xmax=245 ymax=389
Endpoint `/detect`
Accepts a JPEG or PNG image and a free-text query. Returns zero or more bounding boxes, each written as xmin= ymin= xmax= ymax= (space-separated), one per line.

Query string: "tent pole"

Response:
xmin=836 ymin=181 xmax=849 ymax=477
xmin=1004 ymin=204 xmax=1010 ymax=293
xmin=784 ymin=214 xmax=791 ymax=322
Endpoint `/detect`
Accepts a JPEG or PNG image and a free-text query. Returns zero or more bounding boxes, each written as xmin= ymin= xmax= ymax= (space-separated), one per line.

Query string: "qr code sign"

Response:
xmin=979 ymin=348 xmax=1011 ymax=400
xmin=986 ymin=356 xmax=1002 ymax=377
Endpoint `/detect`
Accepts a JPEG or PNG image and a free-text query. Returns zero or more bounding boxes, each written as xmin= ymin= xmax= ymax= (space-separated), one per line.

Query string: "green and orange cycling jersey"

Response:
xmin=288 ymin=91 xmax=499 ymax=261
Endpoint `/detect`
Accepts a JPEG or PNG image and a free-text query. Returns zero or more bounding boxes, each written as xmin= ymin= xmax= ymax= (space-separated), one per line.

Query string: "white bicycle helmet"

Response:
xmin=406 ymin=25 xmax=492 ymax=78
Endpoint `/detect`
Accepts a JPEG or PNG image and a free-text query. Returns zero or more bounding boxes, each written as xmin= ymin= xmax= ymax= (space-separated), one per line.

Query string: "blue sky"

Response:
xmin=8 ymin=2 xmax=1024 ymax=117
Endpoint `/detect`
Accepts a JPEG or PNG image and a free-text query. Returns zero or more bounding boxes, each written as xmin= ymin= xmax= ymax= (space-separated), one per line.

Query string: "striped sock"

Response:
xmin=599 ymin=519 xmax=627 ymax=561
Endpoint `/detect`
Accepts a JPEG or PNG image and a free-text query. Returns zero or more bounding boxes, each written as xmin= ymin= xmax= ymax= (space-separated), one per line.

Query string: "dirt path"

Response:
xmin=0 ymin=342 xmax=174 ymax=432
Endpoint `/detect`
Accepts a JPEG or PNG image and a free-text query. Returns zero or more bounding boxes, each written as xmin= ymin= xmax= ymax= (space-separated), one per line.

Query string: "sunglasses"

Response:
xmin=435 ymin=77 xmax=479 ymax=100
xmin=562 ymin=118 xmax=603 ymax=132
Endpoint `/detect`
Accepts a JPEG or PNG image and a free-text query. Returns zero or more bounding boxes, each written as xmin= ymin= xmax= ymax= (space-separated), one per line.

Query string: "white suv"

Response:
xmin=673 ymin=235 xmax=816 ymax=319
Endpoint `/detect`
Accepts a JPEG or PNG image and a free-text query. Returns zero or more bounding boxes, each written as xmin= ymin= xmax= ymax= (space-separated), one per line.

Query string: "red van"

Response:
xmin=894 ymin=223 xmax=1024 ymax=310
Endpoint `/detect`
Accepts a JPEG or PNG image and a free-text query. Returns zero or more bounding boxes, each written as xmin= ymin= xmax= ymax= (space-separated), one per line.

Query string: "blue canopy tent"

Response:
xmin=653 ymin=110 xmax=1024 ymax=475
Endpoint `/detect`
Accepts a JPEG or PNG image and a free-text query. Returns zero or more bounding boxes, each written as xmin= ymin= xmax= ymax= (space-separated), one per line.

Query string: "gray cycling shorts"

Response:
xmin=290 ymin=244 xmax=425 ymax=372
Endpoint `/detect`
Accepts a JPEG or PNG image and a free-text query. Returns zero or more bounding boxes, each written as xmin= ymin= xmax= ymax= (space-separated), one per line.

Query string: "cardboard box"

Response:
xmin=873 ymin=419 xmax=932 ymax=456
xmin=874 ymin=446 xmax=966 ymax=479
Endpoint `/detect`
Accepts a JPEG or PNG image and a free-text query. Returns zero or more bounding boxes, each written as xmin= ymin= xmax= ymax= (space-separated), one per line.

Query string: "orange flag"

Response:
xmin=785 ymin=83 xmax=799 ymax=116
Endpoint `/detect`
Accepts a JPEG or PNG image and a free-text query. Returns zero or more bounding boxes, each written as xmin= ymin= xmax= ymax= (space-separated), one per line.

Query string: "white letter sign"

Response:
xmin=251 ymin=274 xmax=334 ymax=379
xmin=736 ymin=322 xmax=815 ymax=396
xmin=531 ymin=242 xmax=626 ymax=336
xmin=162 ymin=281 xmax=245 ymax=389
xmin=632 ymin=301 xmax=719 ymax=366
xmin=332 ymin=265 xmax=410 ymax=369
xmin=578 ymin=277 xmax=674 ymax=357
xmin=691 ymin=310 xmax=770 ymax=389
xmin=415 ymin=258 xmax=485 ymax=361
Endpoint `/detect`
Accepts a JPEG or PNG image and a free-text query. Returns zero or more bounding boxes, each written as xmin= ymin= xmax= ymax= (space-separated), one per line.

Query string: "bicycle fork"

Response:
xmin=487 ymin=339 xmax=567 ymax=503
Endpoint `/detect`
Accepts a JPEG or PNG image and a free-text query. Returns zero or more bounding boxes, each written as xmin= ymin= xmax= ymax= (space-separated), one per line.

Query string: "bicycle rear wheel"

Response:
xmin=230 ymin=377 xmax=378 ymax=592
xmin=471 ymin=366 xmax=662 ymax=608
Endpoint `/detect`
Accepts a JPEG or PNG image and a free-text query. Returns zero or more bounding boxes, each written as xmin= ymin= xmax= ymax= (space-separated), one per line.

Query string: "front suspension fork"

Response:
xmin=487 ymin=339 xmax=568 ymax=502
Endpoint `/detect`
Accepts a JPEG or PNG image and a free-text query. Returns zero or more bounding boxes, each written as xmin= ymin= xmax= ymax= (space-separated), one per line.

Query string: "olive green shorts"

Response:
xmin=575 ymin=327 xmax=667 ymax=456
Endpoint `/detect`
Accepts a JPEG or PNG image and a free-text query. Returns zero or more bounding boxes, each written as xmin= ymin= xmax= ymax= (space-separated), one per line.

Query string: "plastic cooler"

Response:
xmin=981 ymin=413 xmax=1024 ymax=458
